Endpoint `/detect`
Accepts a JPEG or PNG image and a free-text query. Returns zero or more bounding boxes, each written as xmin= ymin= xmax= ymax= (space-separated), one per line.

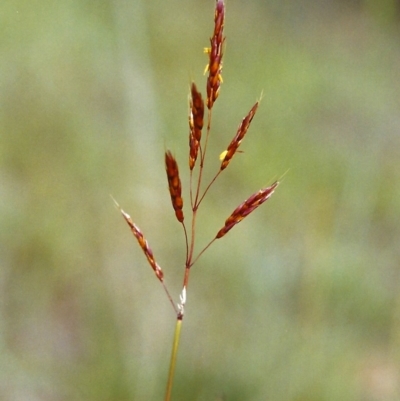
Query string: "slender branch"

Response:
xmin=201 ymin=109 xmax=213 ymax=165
xmin=182 ymin=222 xmax=189 ymax=266
xmin=162 ymin=282 xmax=179 ymax=315
xmin=196 ymin=169 xmax=221 ymax=208
xmin=194 ymin=109 xmax=213 ymax=206
xmin=189 ymin=237 xmax=217 ymax=268
xmin=190 ymin=170 xmax=194 ymax=209
xmin=187 ymin=209 xmax=198 ymax=266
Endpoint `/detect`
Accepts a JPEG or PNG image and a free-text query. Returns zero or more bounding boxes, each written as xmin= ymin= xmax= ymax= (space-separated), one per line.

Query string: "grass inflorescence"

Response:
xmin=114 ymin=1 xmax=279 ymax=399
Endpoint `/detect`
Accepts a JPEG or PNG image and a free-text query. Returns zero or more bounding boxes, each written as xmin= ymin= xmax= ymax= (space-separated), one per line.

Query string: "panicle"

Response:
xmin=119 ymin=208 xmax=164 ymax=282
xmin=165 ymin=151 xmax=184 ymax=222
xmin=216 ymin=181 xmax=279 ymax=239
xmin=189 ymin=82 xmax=204 ymax=170
xmin=206 ymin=0 xmax=225 ymax=109
xmin=220 ymin=101 xmax=259 ymax=170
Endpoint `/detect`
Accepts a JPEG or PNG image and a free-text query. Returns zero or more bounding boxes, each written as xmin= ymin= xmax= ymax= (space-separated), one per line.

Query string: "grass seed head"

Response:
xmin=216 ymin=181 xmax=279 ymax=239
xmin=189 ymin=82 xmax=204 ymax=170
xmin=190 ymin=82 xmax=204 ymax=139
xmin=165 ymin=151 xmax=184 ymax=222
xmin=120 ymin=209 xmax=164 ymax=282
xmin=220 ymin=101 xmax=259 ymax=170
xmin=206 ymin=0 xmax=225 ymax=109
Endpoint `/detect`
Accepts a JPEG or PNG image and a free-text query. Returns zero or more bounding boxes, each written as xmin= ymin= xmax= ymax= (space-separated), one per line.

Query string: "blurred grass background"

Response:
xmin=1 ymin=0 xmax=400 ymax=400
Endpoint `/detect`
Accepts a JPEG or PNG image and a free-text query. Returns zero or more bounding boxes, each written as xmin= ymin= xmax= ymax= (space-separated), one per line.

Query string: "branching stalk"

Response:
xmin=114 ymin=1 xmax=280 ymax=400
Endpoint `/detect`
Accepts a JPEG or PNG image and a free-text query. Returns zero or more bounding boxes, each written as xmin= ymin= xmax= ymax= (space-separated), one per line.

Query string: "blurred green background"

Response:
xmin=1 ymin=0 xmax=400 ymax=400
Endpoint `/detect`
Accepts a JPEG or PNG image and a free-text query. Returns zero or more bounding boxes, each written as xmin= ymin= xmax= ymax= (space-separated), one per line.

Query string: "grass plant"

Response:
xmin=114 ymin=1 xmax=279 ymax=399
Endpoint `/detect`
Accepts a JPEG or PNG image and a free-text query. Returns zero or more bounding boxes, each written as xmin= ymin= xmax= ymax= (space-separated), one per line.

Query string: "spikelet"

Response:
xmin=119 ymin=207 xmax=164 ymax=282
xmin=165 ymin=151 xmax=184 ymax=222
xmin=189 ymin=82 xmax=204 ymax=170
xmin=205 ymin=0 xmax=225 ymax=109
xmin=220 ymin=101 xmax=259 ymax=170
xmin=216 ymin=181 xmax=279 ymax=239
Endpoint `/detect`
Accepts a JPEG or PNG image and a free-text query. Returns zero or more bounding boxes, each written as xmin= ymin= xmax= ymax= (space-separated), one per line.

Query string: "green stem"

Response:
xmin=164 ymin=317 xmax=183 ymax=401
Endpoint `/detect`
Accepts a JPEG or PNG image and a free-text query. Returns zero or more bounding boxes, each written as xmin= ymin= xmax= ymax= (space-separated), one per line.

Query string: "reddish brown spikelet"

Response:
xmin=206 ymin=0 xmax=225 ymax=109
xmin=216 ymin=181 xmax=279 ymax=239
xmin=120 ymin=209 xmax=164 ymax=282
xmin=189 ymin=82 xmax=204 ymax=170
xmin=220 ymin=101 xmax=259 ymax=170
xmin=165 ymin=151 xmax=184 ymax=222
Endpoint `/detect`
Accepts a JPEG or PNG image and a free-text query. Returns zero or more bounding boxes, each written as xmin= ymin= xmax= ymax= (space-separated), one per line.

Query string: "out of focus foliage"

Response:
xmin=1 ymin=0 xmax=400 ymax=400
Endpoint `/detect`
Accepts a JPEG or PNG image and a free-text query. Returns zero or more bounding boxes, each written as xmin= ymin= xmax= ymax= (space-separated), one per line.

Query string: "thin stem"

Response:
xmin=202 ymin=109 xmax=213 ymax=165
xmin=183 ymin=266 xmax=190 ymax=289
xmin=189 ymin=237 xmax=217 ymax=267
xmin=190 ymin=143 xmax=204 ymax=209
xmin=196 ymin=169 xmax=221 ymax=208
xmin=187 ymin=207 xmax=198 ymax=266
xmin=164 ymin=317 xmax=183 ymax=401
xmin=162 ymin=282 xmax=179 ymax=315
xmin=190 ymin=170 xmax=194 ymax=209
xmin=182 ymin=222 xmax=189 ymax=266
xmin=194 ymin=109 xmax=213 ymax=206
